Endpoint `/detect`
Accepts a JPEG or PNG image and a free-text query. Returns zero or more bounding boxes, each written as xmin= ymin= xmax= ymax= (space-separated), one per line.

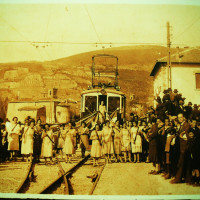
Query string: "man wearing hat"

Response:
xmin=162 ymin=89 xmax=170 ymax=104
xmin=192 ymin=104 xmax=200 ymax=121
xmin=185 ymin=102 xmax=193 ymax=120
xmin=173 ymin=89 xmax=179 ymax=107
xmin=171 ymin=113 xmax=190 ymax=184
xmin=167 ymin=88 xmax=176 ymax=116
xmin=176 ymin=100 xmax=186 ymax=116
xmin=155 ymin=97 xmax=165 ymax=121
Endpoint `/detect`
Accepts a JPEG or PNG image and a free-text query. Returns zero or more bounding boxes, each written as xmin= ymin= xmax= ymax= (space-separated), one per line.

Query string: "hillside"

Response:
xmin=0 ymin=45 xmax=178 ymax=119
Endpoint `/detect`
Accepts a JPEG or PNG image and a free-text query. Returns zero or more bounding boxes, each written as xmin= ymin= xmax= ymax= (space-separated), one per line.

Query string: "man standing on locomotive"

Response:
xmin=99 ymin=101 xmax=106 ymax=124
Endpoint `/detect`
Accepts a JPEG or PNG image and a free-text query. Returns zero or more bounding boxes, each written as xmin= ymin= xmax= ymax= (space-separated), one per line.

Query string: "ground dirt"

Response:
xmin=0 ymin=161 xmax=30 ymax=193
xmin=93 ymin=162 xmax=200 ymax=195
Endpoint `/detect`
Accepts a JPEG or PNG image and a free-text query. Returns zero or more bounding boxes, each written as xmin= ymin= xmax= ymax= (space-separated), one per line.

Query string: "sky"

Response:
xmin=0 ymin=0 xmax=200 ymax=63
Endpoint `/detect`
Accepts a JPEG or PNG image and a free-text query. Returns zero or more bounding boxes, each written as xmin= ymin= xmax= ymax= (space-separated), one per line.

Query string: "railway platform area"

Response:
xmin=1 ymin=157 xmax=200 ymax=196
xmin=0 ymin=156 xmax=84 ymax=194
xmin=0 ymin=160 xmax=30 ymax=193
xmin=0 ymin=153 xmax=105 ymax=195
xmin=93 ymin=162 xmax=200 ymax=195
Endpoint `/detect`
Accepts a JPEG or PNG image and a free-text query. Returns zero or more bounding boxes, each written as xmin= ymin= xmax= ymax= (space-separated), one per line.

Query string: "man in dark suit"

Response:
xmin=192 ymin=104 xmax=200 ymax=121
xmin=184 ymin=102 xmax=193 ymax=120
xmin=170 ymin=113 xmax=190 ymax=184
xmin=176 ymin=100 xmax=186 ymax=116
xmin=191 ymin=119 xmax=200 ymax=142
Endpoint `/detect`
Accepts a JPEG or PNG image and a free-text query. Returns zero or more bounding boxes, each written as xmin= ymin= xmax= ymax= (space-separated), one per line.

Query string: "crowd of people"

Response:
xmin=0 ymin=87 xmax=200 ymax=186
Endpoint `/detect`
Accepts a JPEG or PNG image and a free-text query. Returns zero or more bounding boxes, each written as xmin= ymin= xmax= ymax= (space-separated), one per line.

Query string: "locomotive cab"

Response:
xmin=80 ymin=88 xmax=126 ymax=120
xmin=80 ymin=54 xmax=126 ymax=122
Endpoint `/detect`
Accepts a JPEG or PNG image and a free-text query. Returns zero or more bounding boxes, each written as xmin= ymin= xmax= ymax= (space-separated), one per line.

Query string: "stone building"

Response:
xmin=6 ymin=100 xmax=71 ymax=124
xmin=150 ymin=48 xmax=200 ymax=104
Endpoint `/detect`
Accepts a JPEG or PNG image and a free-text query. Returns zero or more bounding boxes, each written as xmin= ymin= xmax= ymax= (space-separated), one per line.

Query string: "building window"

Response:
xmin=196 ymin=73 xmax=200 ymax=89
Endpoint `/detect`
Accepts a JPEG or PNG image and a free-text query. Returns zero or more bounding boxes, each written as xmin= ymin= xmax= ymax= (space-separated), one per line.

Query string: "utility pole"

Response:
xmin=167 ymin=21 xmax=172 ymax=89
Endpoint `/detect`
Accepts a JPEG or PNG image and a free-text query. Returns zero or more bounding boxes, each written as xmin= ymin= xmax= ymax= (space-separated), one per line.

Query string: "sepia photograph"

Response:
xmin=0 ymin=0 xmax=200 ymax=199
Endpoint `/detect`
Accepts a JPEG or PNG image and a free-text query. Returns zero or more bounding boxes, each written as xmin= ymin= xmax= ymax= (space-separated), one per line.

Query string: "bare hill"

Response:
xmin=0 ymin=45 xmax=177 ymax=119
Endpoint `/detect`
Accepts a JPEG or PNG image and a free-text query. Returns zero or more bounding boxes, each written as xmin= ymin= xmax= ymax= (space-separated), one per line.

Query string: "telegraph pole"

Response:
xmin=167 ymin=21 xmax=172 ymax=88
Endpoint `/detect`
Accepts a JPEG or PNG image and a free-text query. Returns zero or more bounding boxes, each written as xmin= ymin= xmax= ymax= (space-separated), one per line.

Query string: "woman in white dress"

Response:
xmin=121 ymin=122 xmax=132 ymax=162
xmin=112 ymin=120 xmax=123 ymax=163
xmin=63 ymin=122 xmax=77 ymax=163
xmin=127 ymin=121 xmax=132 ymax=133
xmin=7 ymin=117 xmax=21 ymax=161
xmin=131 ymin=121 xmax=142 ymax=163
xmin=101 ymin=121 xmax=113 ymax=163
xmin=41 ymin=124 xmax=54 ymax=165
xmin=21 ymin=121 xmax=35 ymax=162
xmin=90 ymin=124 xmax=102 ymax=166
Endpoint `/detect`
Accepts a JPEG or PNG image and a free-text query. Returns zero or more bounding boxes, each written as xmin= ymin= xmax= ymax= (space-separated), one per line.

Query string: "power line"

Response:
xmin=173 ymin=16 xmax=200 ymax=40
xmin=0 ymin=40 xmax=199 ymax=47
xmin=83 ymin=5 xmax=102 ymax=45
xmin=0 ymin=16 xmax=32 ymax=45
xmin=44 ymin=7 xmax=52 ymax=42
xmin=83 ymin=4 xmax=108 ymax=63
xmin=0 ymin=15 xmax=47 ymax=61
xmin=0 ymin=40 xmax=173 ymax=45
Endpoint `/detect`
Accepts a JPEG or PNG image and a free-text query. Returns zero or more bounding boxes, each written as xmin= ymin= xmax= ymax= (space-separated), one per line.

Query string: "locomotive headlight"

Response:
xmin=88 ymin=85 xmax=92 ymax=90
xmin=116 ymin=86 xmax=120 ymax=91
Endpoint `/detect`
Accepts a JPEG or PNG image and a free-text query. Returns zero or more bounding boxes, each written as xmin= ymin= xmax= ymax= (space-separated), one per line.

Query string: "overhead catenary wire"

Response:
xmin=0 ymin=15 xmax=46 ymax=61
xmin=0 ymin=40 xmax=198 ymax=47
xmin=173 ymin=16 xmax=200 ymax=40
xmin=83 ymin=5 xmax=102 ymax=47
xmin=0 ymin=16 xmax=32 ymax=45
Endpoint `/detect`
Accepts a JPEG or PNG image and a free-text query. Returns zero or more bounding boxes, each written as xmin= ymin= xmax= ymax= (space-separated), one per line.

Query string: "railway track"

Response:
xmin=39 ymin=155 xmax=90 ymax=194
xmin=2 ymin=154 xmax=106 ymax=195
xmin=52 ymin=157 xmax=106 ymax=195
xmin=0 ymin=160 xmax=31 ymax=193
xmin=16 ymin=160 xmax=35 ymax=193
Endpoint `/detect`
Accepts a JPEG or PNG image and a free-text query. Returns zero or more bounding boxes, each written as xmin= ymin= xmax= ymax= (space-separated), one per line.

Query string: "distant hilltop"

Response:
xmin=0 ymin=45 xmax=185 ymax=119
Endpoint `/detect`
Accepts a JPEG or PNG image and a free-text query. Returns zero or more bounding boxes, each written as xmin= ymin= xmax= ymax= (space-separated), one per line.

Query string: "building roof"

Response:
xmin=150 ymin=48 xmax=200 ymax=76
xmin=9 ymin=99 xmax=61 ymax=103
xmin=57 ymin=102 xmax=70 ymax=107
xmin=18 ymin=106 xmax=45 ymax=111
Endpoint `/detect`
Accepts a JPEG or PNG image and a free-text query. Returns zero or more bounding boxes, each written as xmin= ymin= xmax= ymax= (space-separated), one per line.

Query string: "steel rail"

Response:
xmin=89 ymin=163 xmax=106 ymax=195
xmin=16 ymin=160 xmax=34 ymax=193
xmin=39 ymin=155 xmax=90 ymax=194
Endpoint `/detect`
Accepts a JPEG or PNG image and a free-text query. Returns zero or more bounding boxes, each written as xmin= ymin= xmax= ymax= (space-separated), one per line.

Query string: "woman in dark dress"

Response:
xmin=33 ymin=119 xmax=42 ymax=162
xmin=148 ymin=118 xmax=160 ymax=175
xmin=185 ymin=128 xmax=200 ymax=185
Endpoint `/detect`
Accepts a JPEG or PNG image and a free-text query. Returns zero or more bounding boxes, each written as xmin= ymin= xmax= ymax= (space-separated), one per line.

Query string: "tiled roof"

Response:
xmin=150 ymin=48 xmax=200 ymax=76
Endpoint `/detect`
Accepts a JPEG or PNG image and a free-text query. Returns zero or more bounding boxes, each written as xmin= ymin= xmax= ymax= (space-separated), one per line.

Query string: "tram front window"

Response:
xmin=85 ymin=96 xmax=97 ymax=114
xmin=108 ymin=96 xmax=120 ymax=113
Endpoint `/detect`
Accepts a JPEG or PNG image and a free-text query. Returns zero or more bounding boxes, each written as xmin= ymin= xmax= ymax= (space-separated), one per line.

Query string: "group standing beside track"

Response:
xmin=0 ymin=88 xmax=200 ymax=187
